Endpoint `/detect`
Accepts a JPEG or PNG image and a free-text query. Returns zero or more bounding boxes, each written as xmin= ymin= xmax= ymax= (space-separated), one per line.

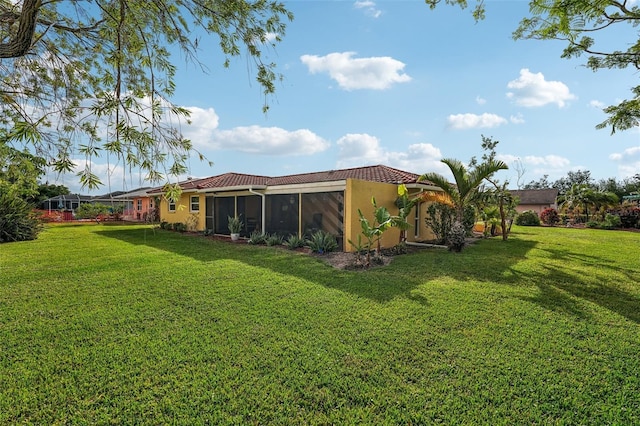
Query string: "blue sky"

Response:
xmin=54 ymin=1 xmax=640 ymax=194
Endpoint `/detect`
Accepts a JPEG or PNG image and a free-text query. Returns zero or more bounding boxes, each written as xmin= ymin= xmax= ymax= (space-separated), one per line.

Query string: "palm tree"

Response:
xmin=418 ymin=158 xmax=509 ymax=225
xmin=590 ymin=190 xmax=619 ymax=221
xmin=559 ymin=184 xmax=592 ymax=222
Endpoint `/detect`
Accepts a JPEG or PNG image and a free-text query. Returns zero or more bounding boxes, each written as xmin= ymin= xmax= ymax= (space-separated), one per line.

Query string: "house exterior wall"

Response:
xmin=344 ymin=179 xmax=401 ymax=252
xmin=343 ymin=180 xmax=440 ymax=251
xmin=160 ymin=192 xmax=205 ymax=231
xmin=125 ymin=196 xmax=155 ymax=221
xmin=515 ymin=203 xmax=555 ymax=215
xmin=159 ymin=179 xmax=440 ymax=251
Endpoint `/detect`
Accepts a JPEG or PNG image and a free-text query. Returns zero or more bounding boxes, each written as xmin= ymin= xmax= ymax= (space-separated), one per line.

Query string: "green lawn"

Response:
xmin=1 ymin=223 xmax=639 ymax=424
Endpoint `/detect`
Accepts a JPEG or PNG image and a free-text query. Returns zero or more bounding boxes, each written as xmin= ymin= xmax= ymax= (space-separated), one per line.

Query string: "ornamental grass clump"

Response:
xmin=247 ymin=230 xmax=267 ymax=245
xmin=0 ymin=191 xmax=42 ymax=243
xmin=284 ymin=234 xmax=306 ymax=250
xmin=306 ymin=230 xmax=338 ymax=254
xmin=266 ymin=233 xmax=284 ymax=246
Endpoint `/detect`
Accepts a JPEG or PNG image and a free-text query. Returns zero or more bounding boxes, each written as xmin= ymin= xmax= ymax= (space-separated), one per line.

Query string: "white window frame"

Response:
xmin=190 ymin=195 xmax=200 ymax=212
xmin=168 ymin=201 xmax=176 ymax=212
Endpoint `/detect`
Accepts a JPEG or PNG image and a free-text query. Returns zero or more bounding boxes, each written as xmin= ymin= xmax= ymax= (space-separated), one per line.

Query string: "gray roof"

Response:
xmin=510 ymin=189 xmax=559 ymax=205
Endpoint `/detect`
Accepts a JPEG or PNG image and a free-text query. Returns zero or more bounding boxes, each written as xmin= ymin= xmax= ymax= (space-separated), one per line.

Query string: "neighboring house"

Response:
xmin=40 ymin=194 xmax=96 ymax=213
xmin=39 ymin=193 xmax=129 ymax=219
xmin=39 ymin=189 xmax=163 ymax=221
xmin=510 ymin=189 xmax=559 ymax=215
xmin=112 ymin=187 xmax=155 ymax=221
xmin=149 ymin=165 xmax=443 ymax=252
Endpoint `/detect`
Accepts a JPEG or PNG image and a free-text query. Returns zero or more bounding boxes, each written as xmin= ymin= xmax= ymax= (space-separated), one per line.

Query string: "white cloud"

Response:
xmin=589 ymin=99 xmax=606 ymax=109
xmin=510 ymin=113 xmax=525 ymax=124
xmin=354 ymin=1 xmax=382 ymax=18
xmin=181 ymin=106 xmax=220 ymax=149
xmin=59 ymin=158 xmax=151 ymax=195
xmin=521 ymin=154 xmax=571 ymax=169
xmin=336 ymin=133 xmax=445 ymax=174
xmin=476 ymin=96 xmax=487 ymax=105
xmin=506 ymin=68 xmax=576 ymax=108
xmin=336 ymin=133 xmax=385 ymax=165
xmin=211 ymin=126 xmax=330 ymax=156
xmin=446 ymin=113 xmax=508 ymax=130
xmin=610 ymin=146 xmax=640 ymax=178
xmin=618 ymin=163 xmax=640 ymax=178
xmin=300 ymin=52 xmax=411 ymax=90
xmin=499 ymin=153 xmax=573 ymax=180
xmin=609 ymin=146 xmax=640 ymax=161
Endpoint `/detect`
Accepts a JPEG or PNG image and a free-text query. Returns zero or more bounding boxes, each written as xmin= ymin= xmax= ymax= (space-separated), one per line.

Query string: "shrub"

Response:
xmin=0 ymin=191 xmax=42 ymax=243
xmin=146 ymin=206 xmax=160 ymax=223
xmin=37 ymin=210 xmax=64 ymax=223
xmin=425 ymin=202 xmax=455 ymax=244
xmin=284 ymin=234 xmax=305 ymax=250
xmin=306 ymin=230 xmax=338 ymax=254
xmin=462 ymin=204 xmax=476 ymax=236
xmin=227 ymin=215 xmax=243 ymax=234
xmin=266 ymin=234 xmax=284 ymax=246
xmin=447 ymin=221 xmax=466 ymax=252
xmin=615 ymin=207 xmax=640 ymax=229
xmin=160 ymin=221 xmax=170 ymax=230
xmin=515 ymin=210 xmax=540 ymax=226
xmin=585 ymin=221 xmax=599 ymax=228
xmin=172 ymin=222 xmax=187 ymax=232
xmin=540 ymin=208 xmax=560 ymax=226
xmin=75 ymin=202 xmax=110 ymax=219
xmin=248 ymin=231 xmax=267 ymax=245
xmin=389 ymin=242 xmax=408 ymax=255
xmin=185 ymin=213 xmax=199 ymax=232
xmin=602 ymin=213 xmax=622 ymax=230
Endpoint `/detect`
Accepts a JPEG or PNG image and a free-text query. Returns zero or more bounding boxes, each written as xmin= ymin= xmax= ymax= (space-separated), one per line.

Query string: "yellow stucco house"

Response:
xmin=148 ymin=165 xmax=443 ymax=252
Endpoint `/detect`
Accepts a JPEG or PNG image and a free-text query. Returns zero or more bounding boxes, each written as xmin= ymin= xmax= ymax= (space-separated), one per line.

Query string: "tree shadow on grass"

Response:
xmin=94 ymin=228 xmax=533 ymax=305
xmin=94 ymin=227 xmax=639 ymax=323
xmin=522 ymin=249 xmax=640 ymax=324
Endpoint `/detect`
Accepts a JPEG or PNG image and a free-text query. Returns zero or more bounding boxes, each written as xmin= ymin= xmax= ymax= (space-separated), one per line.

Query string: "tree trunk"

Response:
xmin=0 ymin=0 xmax=41 ymax=58
xmin=499 ymin=199 xmax=508 ymax=241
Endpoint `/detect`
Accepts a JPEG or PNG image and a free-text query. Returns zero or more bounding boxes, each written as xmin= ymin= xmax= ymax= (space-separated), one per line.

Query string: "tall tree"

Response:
xmin=522 ymin=175 xmax=551 ymax=190
xmin=553 ymin=170 xmax=593 ymax=195
xmin=425 ymin=0 xmax=640 ymax=133
xmin=471 ymin=135 xmax=515 ymax=241
xmin=0 ymin=0 xmax=293 ymax=195
xmin=622 ymin=174 xmax=640 ymax=196
xmin=558 ymin=183 xmax=593 ymax=221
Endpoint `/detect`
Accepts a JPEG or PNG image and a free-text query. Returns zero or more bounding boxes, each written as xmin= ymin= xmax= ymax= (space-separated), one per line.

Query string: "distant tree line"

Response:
xmin=522 ymin=170 xmax=640 ymax=200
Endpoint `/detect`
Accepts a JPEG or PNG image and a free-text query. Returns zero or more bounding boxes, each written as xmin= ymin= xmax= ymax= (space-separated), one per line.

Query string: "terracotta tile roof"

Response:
xmin=148 ymin=165 xmax=434 ymax=193
xmin=146 ymin=176 xmax=211 ymax=194
xmin=267 ymin=164 xmax=425 ymax=185
xmin=197 ymin=172 xmax=270 ymax=189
